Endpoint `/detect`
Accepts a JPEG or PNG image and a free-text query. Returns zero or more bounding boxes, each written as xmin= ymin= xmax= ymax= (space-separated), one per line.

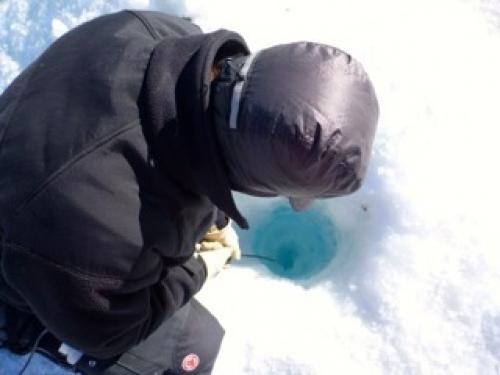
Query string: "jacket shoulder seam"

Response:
xmin=14 ymin=120 xmax=141 ymax=217
xmin=4 ymin=241 xmax=124 ymax=282
xmin=126 ymin=10 xmax=161 ymax=40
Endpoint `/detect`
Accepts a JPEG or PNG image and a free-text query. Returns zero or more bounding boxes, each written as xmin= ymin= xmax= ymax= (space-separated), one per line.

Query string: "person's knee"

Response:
xmin=173 ymin=300 xmax=225 ymax=374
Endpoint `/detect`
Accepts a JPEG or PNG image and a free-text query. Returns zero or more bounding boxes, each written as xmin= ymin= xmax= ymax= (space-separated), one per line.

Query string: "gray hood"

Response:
xmin=211 ymin=42 xmax=379 ymax=208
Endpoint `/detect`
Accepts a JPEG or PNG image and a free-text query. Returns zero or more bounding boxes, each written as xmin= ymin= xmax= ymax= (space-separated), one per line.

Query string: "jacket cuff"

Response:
xmin=184 ymin=255 xmax=208 ymax=283
xmin=214 ymin=208 xmax=229 ymax=230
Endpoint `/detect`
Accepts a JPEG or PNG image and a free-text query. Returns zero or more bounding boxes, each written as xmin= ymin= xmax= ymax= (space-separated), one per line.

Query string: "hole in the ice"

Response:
xmin=248 ymin=205 xmax=337 ymax=280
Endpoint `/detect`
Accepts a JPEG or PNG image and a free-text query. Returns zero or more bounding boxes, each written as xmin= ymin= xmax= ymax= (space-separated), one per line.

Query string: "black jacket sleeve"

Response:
xmin=3 ymin=241 xmax=206 ymax=359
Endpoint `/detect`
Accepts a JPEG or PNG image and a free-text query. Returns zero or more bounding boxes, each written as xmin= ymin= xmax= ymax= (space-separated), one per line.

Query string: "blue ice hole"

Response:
xmin=249 ymin=205 xmax=337 ymax=280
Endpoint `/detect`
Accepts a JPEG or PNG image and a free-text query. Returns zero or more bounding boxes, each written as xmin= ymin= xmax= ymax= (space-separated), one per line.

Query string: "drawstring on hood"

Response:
xmin=142 ymin=29 xmax=251 ymax=229
xmin=211 ymin=42 xmax=379 ymax=211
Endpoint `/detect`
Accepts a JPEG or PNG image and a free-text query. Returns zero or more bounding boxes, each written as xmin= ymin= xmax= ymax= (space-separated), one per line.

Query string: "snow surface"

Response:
xmin=1 ymin=0 xmax=500 ymax=374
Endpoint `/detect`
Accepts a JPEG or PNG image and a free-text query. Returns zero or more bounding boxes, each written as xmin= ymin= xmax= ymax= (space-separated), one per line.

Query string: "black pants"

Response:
xmin=1 ymin=300 xmax=224 ymax=375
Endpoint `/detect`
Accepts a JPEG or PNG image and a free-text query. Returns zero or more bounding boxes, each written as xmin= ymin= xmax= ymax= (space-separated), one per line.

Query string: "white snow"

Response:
xmin=0 ymin=49 xmax=19 ymax=91
xmin=1 ymin=0 xmax=500 ymax=374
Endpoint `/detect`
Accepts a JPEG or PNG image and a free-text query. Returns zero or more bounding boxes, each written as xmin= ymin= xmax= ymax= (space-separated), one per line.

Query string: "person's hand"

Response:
xmin=198 ymin=221 xmax=241 ymax=261
xmin=195 ymin=246 xmax=233 ymax=280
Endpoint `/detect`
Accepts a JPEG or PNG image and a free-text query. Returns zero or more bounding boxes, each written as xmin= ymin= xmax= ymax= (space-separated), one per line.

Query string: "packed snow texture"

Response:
xmin=1 ymin=0 xmax=500 ymax=374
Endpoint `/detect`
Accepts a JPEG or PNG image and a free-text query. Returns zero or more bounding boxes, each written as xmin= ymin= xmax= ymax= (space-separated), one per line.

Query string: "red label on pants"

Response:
xmin=182 ymin=353 xmax=200 ymax=372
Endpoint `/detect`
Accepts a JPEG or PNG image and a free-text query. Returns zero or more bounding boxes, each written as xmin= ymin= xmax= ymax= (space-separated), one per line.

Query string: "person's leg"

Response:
xmin=0 ymin=349 xmax=77 ymax=375
xmin=79 ymin=299 xmax=224 ymax=375
xmin=0 ymin=305 xmax=76 ymax=375
xmin=170 ymin=299 xmax=225 ymax=374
